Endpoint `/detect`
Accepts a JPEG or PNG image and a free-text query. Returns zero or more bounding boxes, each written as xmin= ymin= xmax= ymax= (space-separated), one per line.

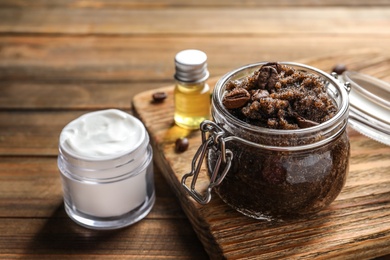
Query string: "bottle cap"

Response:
xmin=174 ymin=49 xmax=209 ymax=83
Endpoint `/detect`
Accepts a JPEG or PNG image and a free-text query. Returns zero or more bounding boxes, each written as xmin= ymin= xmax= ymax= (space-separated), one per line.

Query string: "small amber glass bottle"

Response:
xmin=174 ymin=49 xmax=211 ymax=129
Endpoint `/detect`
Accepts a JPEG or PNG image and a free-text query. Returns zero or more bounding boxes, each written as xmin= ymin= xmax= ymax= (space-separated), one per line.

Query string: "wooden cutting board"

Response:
xmin=132 ymin=50 xmax=390 ymax=259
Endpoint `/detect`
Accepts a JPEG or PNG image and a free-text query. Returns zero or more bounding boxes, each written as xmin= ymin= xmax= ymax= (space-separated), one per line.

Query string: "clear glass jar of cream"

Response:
xmin=57 ymin=109 xmax=155 ymax=229
xmin=182 ymin=62 xmax=351 ymax=221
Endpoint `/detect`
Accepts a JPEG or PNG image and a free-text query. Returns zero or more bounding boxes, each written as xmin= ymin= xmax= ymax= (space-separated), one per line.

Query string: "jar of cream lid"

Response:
xmin=57 ymin=109 xmax=155 ymax=230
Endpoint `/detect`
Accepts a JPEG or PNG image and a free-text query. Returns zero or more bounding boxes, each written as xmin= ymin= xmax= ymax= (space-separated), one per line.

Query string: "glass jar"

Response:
xmin=182 ymin=62 xmax=351 ymax=221
xmin=58 ymin=109 xmax=155 ymax=229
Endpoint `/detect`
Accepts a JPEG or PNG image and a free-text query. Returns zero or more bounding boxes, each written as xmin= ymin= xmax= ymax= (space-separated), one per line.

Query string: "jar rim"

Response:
xmin=212 ymin=61 xmax=349 ymax=136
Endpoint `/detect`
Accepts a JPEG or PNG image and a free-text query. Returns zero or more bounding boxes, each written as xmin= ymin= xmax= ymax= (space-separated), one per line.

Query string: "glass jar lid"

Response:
xmin=341 ymin=71 xmax=390 ymax=146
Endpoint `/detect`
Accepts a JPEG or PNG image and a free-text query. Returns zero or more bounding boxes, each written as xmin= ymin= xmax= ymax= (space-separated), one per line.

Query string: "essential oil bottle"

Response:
xmin=174 ymin=49 xmax=211 ymax=129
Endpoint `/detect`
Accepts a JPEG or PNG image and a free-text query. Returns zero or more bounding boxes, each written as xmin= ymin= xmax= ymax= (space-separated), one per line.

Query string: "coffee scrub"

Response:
xmin=182 ymin=62 xmax=351 ymax=221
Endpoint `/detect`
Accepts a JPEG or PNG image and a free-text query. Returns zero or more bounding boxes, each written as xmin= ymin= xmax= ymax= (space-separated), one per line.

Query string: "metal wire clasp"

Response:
xmin=181 ymin=120 xmax=233 ymax=204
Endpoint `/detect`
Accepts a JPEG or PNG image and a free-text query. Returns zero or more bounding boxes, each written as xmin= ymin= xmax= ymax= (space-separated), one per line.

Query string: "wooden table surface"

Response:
xmin=0 ymin=1 xmax=389 ymax=259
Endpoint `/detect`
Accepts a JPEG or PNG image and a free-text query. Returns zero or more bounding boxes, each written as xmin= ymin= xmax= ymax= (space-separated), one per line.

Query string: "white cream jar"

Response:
xmin=57 ymin=109 xmax=155 ymax=229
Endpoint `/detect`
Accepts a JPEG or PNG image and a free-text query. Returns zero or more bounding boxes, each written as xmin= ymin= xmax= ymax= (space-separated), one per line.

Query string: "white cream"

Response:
xmin=60 ymin=109 xmax=144 ymax=160
xmin=57 ymin=109 xmax=155 ymax=230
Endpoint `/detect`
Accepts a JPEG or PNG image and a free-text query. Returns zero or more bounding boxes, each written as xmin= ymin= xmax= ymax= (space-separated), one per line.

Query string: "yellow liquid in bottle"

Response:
xmin=174 ymin=82 xmax=211 ymax=129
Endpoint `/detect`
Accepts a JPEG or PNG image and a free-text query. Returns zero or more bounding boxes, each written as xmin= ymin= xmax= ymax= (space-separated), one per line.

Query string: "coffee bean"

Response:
xmin=175 ymin=137 xmax=189 ymax=153
xmin=331 ymin=64 xmax=347 ymax=75
xmin=257 ymin=65 xmax=279 ymax=90
xmin=152 ymin=92 xmax=167 ymax=103
xmin=294 ymin=113 xmax=319 ymax=128
xmin=222 ymin=88 xmax=250 ymax=109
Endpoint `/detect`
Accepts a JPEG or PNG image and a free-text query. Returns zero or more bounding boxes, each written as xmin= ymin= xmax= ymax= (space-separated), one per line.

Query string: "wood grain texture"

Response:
xmin=1 ymin=0 xmax=390 ymax=8
xmin=0 ymin=82 xmax=161 ymax=110
xmin=0 ymin=217 xmax=207 ymax=259
xmin=132 ymin=52 xmax=390 ymax=259
xmin=1 ymin=0 xmax=390 ymax=259
xmin=1 ymin=7 xmax=390 ymax=35
xmin=1 ymin=36 xmax=390 ymax=82
xmin=0 ymin=156 xmax=209 ymax=259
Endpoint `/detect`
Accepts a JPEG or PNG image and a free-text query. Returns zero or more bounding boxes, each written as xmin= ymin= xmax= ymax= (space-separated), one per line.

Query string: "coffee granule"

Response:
xmin=222 ymin=62 xmax=337 ymax=129
xmin=209 ymin=62 xmax=350 ymax=220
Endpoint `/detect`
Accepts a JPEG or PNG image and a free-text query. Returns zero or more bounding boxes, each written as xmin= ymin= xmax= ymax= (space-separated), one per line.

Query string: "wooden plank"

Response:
xmin=1 ymin=0 xmax=390 ymax=8
xmin=0 ymin=8 xmax=389 ymax=35
xmin=1 ymin=36 xmax=390 ymax=82
xmin=0 ymin=82 xmax=166 ymax=110
xmin=0 ymin=156 xmax=188 ymax=219
xmin=0 ymin=217 xmax=208 ymax=259
xmin=2 ymin=49 xmax=388 ymax=110
xmin=132 ymin=52 xmax=390 ymax=259
xmin=0 ymin=111 xmax=88 ymax=156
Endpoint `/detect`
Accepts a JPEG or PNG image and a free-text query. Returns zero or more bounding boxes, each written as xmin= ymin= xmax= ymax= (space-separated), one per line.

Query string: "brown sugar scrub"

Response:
xmin=205 ymin=62 xmax=351 ymax=220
